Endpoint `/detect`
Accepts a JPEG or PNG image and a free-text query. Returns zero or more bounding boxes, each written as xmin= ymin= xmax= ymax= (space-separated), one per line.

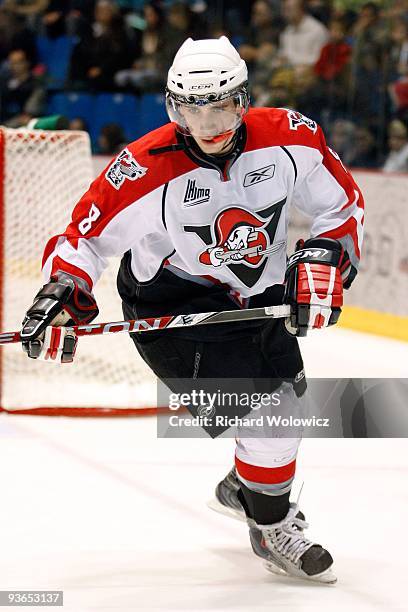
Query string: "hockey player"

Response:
xmin=21 ymin=37 xmax=364 ymax=583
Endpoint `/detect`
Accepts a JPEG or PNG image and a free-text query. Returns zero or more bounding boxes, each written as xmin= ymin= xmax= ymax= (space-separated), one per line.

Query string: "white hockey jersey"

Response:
xmin=42 ymin=107 xmax=364 ymax=327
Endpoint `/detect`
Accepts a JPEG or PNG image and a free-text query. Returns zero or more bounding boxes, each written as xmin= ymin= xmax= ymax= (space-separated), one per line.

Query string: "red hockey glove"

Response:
xmin=21 ymin=272 xmax=99 ymax=362
xmin=284 ymin=237 xmax=347 ymax=337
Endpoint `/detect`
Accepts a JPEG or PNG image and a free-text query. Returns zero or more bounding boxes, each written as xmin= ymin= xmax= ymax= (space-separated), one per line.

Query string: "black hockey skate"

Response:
xmin=249 ymin=502 xmax=337 ymax=584
xmin=207 ymin=466 xmax=246 ymax=521
xmin=208 ymin=467 xmax=306 ymax=525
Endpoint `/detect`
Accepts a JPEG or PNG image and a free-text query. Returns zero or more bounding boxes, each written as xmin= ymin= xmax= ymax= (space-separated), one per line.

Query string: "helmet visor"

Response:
xmin=166 ymin=92 xmax=248 ymax=139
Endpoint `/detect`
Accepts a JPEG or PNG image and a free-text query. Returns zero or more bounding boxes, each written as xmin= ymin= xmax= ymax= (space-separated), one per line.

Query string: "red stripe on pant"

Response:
xmin=235 ymin=456 xmax=296 ymax=485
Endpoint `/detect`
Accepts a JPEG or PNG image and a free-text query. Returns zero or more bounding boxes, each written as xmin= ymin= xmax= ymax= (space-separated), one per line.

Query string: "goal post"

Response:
xmin=0 ymin=127 xmax=156 ymax=415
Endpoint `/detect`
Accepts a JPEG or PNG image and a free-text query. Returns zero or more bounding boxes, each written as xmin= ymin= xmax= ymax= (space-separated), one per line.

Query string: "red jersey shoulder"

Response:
xmin=57 ymin=123 xmax=196 ymax=256
xmin=245 ymin=106 xmax=324 ymax=152
xmin=103 ymin=122 xmax=196 ymax=198
xmin=127 ymin=121 xmax=176 ymax=161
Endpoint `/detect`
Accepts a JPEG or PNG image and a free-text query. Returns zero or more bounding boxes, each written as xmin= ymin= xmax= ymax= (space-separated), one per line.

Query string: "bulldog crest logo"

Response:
xmin=184 ymin=199 xmax=286 ymax=288
xmin=106 ymin=148 xmax=147 ymax=190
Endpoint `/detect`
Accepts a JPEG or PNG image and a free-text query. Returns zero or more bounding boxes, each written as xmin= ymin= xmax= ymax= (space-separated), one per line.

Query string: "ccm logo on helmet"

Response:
xmin=287 ymin=248 xmax=329 ymax=266
xmin=189 ymin=83 xmax=214 ymax=90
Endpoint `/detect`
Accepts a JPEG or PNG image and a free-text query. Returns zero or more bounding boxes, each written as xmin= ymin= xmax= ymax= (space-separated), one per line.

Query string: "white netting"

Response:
xmin=0 ymin=127 xmax=156 ymax=412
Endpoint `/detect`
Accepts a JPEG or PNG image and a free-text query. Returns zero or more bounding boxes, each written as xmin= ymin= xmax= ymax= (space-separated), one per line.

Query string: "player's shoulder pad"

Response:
xmin=245 ymin=106 xmax=324 ymax=152
xmin=103 ymin=122 xmax=194 ymax=197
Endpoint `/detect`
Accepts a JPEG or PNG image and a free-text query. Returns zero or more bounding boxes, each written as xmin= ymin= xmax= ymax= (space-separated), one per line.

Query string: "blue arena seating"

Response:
xmin=47 ymin=92 xmax=94 ymax=128
xmin=138 ymin=93 xmax=169 ymax=135
xmin=93 ymin=93 xmax=140 ymax=143
xmin=37 ymin=36 xmax=75 ymax=89
xmin=46 ymin=91 xmax=170 ymax=148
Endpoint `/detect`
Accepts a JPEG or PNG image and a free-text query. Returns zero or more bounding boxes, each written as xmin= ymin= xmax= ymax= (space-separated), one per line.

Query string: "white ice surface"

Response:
xmin=0 ymin=327 xmax=407 ymax=611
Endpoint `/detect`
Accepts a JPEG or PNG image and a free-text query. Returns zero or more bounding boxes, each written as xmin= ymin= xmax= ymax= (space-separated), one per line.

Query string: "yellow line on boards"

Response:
xmin=340 ymin=306 xmax=408 ymax=343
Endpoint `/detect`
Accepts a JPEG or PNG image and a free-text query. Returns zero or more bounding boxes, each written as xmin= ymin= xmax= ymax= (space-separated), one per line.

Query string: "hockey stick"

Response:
xmin=0 ymin=305 xmax=291 ymax=345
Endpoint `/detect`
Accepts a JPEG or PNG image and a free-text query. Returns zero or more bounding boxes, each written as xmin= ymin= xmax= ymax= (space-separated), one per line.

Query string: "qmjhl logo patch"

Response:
xmin=183 ymin=179 xmax=211 ymax=207
xmin=243 ymin=164 xmax=276 ymax=187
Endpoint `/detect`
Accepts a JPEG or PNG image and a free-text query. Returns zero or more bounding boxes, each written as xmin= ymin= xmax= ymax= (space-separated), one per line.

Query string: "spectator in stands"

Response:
xmin=279 ymin=0 xmax=329 ymax=68
xmin=238 ymin=0 xmax=284 ymax=101
xmin=0 ymin=48 xmax=45 ymax=126
xmin=269 ymin=0 xmax=329 ymax=109
xmin=306 ymin=0 xmax=332 ymax=26
xmin=257 ymin=66 xmax=297 ymax=108
xmin=383 ymin=0 xmax=408 ymax=23
xmin=314 ymin=18 xmax=351 ymax=83
xmin=69 ymin=116 xmax=88 ymax=130
xmin=351 ymin=2 xmax=388 ymax=72
xmin=3 ymin=0 xmax=48 ymax=17
xmin=348 ymin=125 xmax=379 ymax=169
xmin=66 ymin=0 xmax=95 ymax=38
xmin=0 ymin=7 xmax=37 ymax=64
xmin=114 ymin=1 xmax=167 ymax=92
xmin=3 ymin=0 xmax=49 ymax=31
xmin=348 ymin=2 xmax=388 ymax=118
xmin=239 ymin=0 xmax=283 ymax=64
xmin=165 ymin=2 xmax=207 ymax=62
xmin=297 ymin=17 xmax=352 ymax=118
xmin=388 ymin=19 xmax=408 ymax=118
xmin=205 ymin=0 xmax=252 ymax=39
xmin=41 ymin=0 xmax=70 ymax=38
xmin=383 ymin=119 xmax=408 ymax=172
xmin=328 ymin=118 xmax=356 ymax=167
xmin=69 ymin=0 xmax=137 ymax=91
xmin=330 ymin=5 xmax=357 ymax=34
xmin=97 ymin=122 xmax=126 ymax=154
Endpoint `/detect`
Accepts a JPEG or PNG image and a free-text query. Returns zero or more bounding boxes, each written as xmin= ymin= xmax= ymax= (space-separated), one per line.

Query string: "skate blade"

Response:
xmin=263 ymin=560 xmax=337 ymax=584
xmin=207 ymin=497 xmax=246 ymax=522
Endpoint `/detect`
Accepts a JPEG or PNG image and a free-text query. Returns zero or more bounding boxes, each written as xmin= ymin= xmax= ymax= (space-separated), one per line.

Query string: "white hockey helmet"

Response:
xmin=166 ymin=36 xmax=249 ymax=140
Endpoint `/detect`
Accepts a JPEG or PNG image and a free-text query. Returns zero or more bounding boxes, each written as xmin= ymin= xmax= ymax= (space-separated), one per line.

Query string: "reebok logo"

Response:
xmin=183 ymin=179 xmax=211 ymax=207
xmin=243 ymin=164 xmax=276 ymax=187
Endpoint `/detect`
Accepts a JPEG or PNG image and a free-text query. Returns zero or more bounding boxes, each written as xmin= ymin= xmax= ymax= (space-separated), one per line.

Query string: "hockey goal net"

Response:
xmin=0 ymin=127 xmax=156 ymax=415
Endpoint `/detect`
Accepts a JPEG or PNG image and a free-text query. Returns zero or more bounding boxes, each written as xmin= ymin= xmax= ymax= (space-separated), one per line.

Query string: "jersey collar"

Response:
xmin=176 ymin=123 xmax=247 ymax=182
